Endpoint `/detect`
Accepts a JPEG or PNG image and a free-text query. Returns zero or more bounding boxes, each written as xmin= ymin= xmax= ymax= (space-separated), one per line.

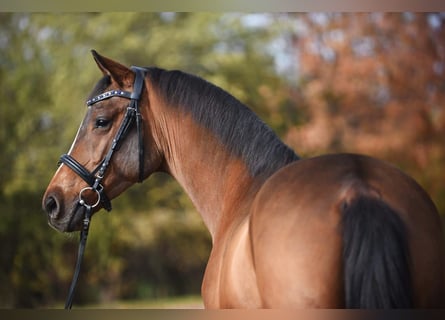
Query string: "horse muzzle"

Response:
xmin=43 ymin=187 xmax=99 ymax=232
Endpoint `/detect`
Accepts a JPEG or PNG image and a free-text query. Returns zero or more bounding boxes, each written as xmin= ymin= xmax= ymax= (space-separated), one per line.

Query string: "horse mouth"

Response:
xmin=47 ymin=203 xmax=86 ymax=233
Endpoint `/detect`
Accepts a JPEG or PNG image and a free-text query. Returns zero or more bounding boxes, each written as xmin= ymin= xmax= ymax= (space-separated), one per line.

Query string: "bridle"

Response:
xmin=60 ymin=66 xmax=147 ymax=309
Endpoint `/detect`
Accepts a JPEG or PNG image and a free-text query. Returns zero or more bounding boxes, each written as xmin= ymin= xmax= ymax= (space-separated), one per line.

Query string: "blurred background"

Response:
xmin=0 ymin=12 xmax=444 ymax=308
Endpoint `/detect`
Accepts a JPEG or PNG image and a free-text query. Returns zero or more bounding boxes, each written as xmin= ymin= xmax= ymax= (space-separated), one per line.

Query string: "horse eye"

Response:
xmin=95 ymin=118 xmax=111 ymax=129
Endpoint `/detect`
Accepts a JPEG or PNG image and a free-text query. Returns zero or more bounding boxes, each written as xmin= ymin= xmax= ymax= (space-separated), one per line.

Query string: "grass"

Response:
xmin=78 ymin=295 xmax=204 ymax=309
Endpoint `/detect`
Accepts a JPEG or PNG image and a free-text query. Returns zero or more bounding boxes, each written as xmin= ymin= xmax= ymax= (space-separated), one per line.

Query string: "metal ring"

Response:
xmin=79 ymin=187 xmax=101 ymax=208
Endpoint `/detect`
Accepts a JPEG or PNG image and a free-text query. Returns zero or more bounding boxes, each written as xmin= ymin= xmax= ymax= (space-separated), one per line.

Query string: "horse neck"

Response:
xmin=151 ymin=104 xmax=263 ymax=240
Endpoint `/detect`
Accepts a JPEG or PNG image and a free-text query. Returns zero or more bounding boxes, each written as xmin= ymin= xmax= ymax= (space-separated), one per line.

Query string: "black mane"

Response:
xmin=147 ymin=67 xmax=299 ymax=178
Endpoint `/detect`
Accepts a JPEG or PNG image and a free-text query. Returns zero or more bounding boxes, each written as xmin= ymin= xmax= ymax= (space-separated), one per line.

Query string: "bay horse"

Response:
xmin=42 ymin=51 xmax=445 ymax=308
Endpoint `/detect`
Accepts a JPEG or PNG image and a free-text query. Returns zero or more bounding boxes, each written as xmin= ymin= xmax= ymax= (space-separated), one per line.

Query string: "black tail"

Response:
xmin=341 ymin=196 xmax=413 ymax=308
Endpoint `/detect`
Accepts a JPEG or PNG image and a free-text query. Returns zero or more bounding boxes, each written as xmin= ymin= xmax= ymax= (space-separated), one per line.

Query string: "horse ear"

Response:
xmin=91 ymin=50 xmax=133 ymax=87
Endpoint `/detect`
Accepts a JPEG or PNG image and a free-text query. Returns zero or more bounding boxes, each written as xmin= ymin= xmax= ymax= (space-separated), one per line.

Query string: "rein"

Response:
xmin=60 ymin=67 xmax=146 ymax=309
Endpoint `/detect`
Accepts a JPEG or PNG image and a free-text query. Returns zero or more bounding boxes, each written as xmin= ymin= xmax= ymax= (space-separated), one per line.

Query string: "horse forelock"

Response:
xmin=146 ymin=67 xmax=299 ymax=178
xmin=86 ymin=75 xmax=112 ymax=104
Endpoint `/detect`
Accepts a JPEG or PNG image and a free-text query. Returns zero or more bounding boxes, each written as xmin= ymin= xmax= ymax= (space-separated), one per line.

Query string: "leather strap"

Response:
xmin=62 ymin=67 xmax=147 ymax=309
xmin=130 ymin=67 xmax=146 ymax=182
xmin=65 ymin=203 xmax=93 ymax=309
xmin=86 ymin=90 xmax=132 ymax=106
xmin=59 ymin=154 xmax=112 ymax=211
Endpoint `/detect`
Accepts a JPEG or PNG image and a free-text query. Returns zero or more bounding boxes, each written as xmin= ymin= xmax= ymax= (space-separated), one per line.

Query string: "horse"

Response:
xmin=42 ymin=51 xmax=445 ymax=308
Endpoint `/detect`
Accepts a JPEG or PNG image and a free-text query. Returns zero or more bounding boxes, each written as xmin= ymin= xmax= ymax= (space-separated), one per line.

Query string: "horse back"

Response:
xmin=249 ymin=153 xmax=445 ymax=308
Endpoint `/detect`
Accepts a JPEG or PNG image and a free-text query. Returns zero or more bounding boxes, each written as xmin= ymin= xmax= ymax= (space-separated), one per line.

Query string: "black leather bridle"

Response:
xmin=60 ymin=67 xmax=147 ymax=309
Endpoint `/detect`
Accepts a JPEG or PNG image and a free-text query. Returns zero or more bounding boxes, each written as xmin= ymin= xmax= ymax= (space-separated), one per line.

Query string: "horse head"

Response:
xmin=42 ymin=51 xmax=162 ymax=232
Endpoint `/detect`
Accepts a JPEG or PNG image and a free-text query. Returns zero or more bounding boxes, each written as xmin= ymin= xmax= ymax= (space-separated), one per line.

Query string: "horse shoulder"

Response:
xmin=202 ymin=216 xmax=262 ymax=308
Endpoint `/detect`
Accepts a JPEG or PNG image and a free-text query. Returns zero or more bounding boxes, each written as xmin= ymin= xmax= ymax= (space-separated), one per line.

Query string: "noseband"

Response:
xmin=60 ymin=67 xmax=147 ymax=309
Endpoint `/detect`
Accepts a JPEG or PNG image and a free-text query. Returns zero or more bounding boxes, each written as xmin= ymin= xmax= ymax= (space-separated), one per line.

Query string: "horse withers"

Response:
xmin=42 ymin=51 xmax=445 ymax=308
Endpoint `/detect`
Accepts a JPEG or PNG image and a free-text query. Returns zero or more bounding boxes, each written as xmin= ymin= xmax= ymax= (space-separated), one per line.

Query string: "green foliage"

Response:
xmin=2 ymin=12 xmax=443 ymax=308
xmin=0 ymin=12 xmax=291 ymax=307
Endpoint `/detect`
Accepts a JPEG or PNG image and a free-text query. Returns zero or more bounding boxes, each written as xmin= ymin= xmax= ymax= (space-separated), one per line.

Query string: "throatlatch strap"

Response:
xmin=130 ymin=67 xmax=146 ymax=182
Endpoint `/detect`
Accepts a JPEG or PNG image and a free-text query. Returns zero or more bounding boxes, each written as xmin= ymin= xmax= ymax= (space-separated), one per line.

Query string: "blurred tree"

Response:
xmin=1 ymin=12 xmax=444 ymax=308
xmin=285 ymin=12 xmax=445 ymax=211
xmin=0 ymin=12 xmax=292 ymax=307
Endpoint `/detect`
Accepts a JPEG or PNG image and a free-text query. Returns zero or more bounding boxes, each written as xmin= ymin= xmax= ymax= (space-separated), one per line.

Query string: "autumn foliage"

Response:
xmin=285 ymin=13 xmax=445 ymax=210
xmin=1 ymin=12 xmax=444 ymax=307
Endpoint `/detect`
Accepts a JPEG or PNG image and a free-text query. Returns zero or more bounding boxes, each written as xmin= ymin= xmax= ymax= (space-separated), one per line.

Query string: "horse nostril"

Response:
xmin=44 ymin=196 xmax=60 ymax=219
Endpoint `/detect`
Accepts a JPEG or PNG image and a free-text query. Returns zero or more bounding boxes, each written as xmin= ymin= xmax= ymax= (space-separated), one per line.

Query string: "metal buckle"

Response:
xmin=78 ymin=187 xmax=101 ymax=208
